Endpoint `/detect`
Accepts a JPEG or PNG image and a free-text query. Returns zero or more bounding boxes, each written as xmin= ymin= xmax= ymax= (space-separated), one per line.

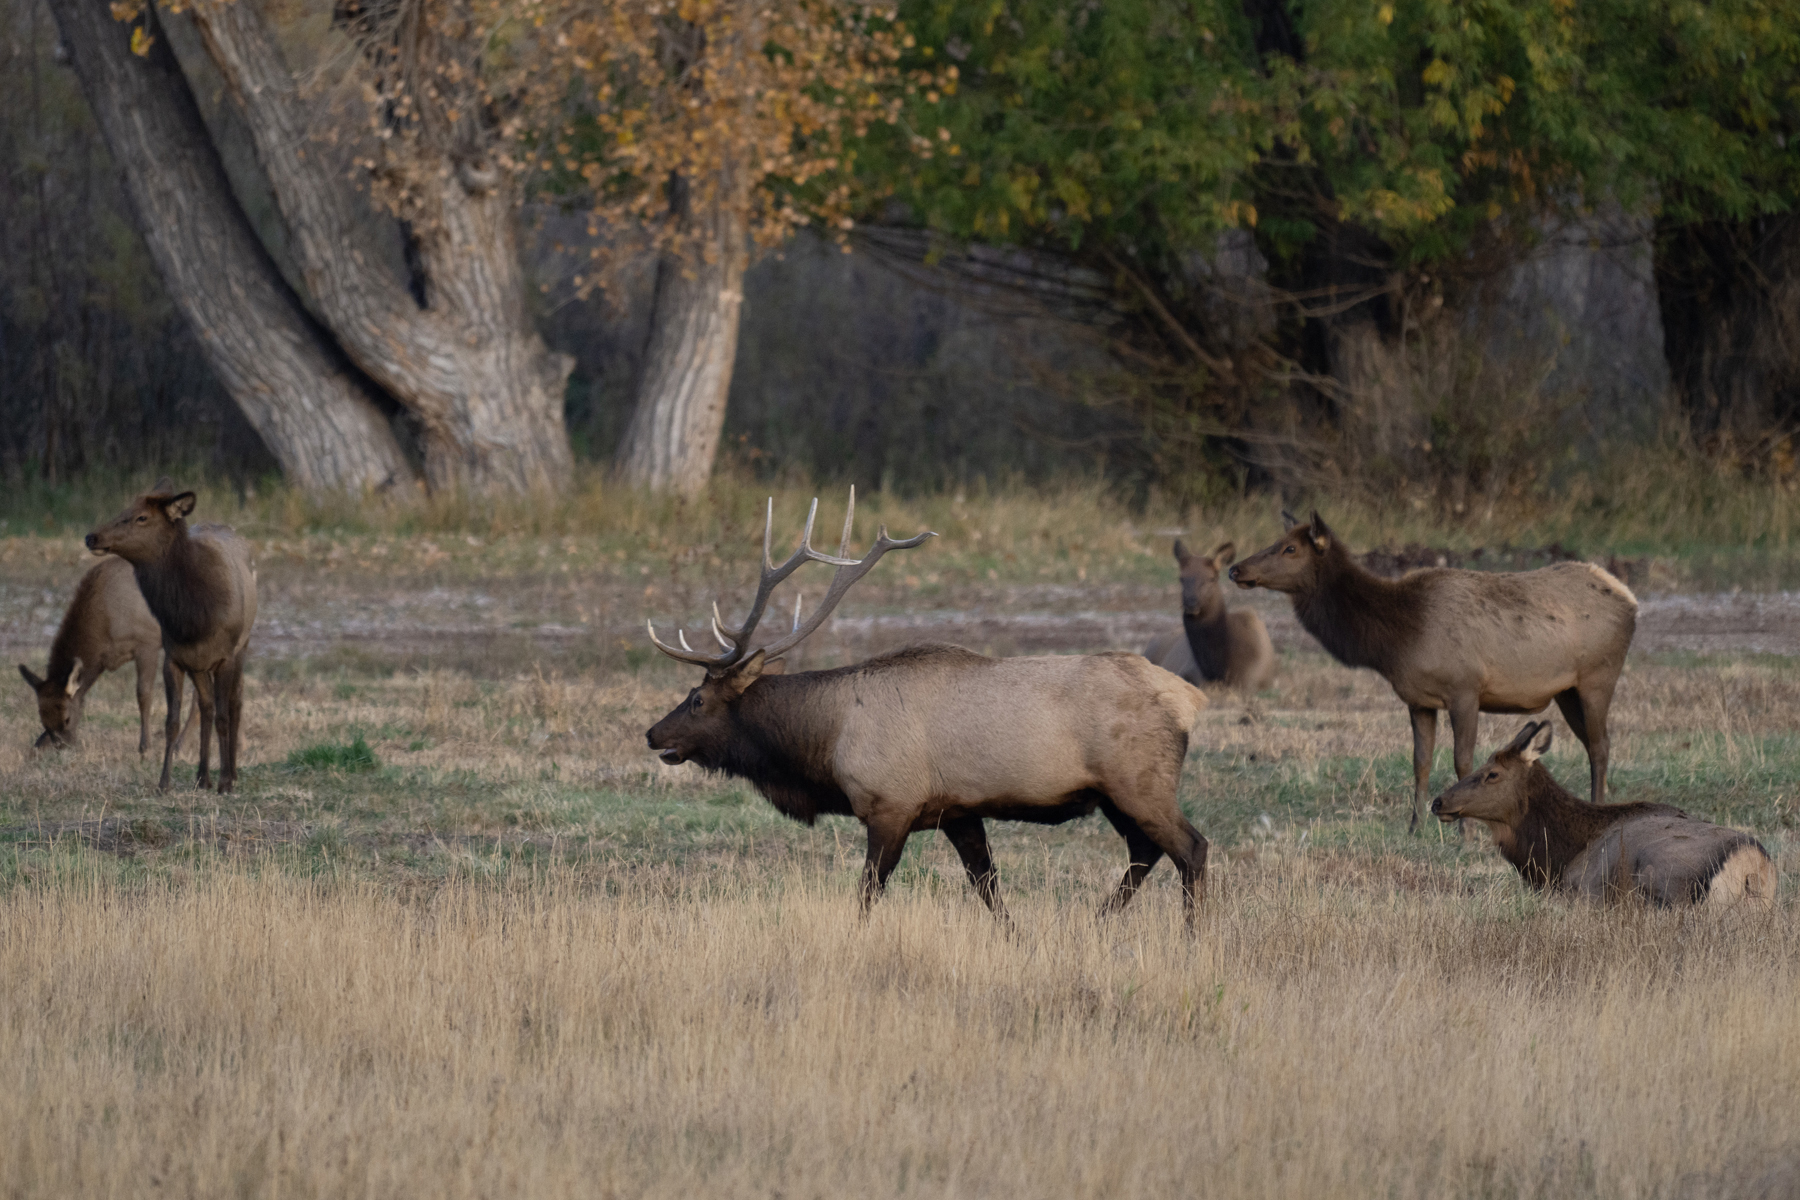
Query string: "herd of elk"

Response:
xmin=1432 ymin=722 xmax=1776 ymax=907
xmin=1143 ymin=539 xmax=1276 ymax=692
xmin=645 ymin=490 xmax=1211 ymax=927
xmin=1230 ymin=511 xmax=1638 ymax=832
xmin=85 ymin=479 xmax=257 ymax=793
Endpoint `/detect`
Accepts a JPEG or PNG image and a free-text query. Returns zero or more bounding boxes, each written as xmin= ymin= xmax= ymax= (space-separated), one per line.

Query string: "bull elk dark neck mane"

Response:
xmin=1290 ymin=539 xmax=1425 ymax=675
xmin=130 ymin=524 xmax=224 ymax=649
xmin=1498 ymin=764 xmax=1680 ymax=890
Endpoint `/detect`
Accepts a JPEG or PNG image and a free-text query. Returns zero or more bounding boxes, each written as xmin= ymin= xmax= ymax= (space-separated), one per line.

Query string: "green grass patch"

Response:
xmin=284 ymin=734 xmax=380 ymax=773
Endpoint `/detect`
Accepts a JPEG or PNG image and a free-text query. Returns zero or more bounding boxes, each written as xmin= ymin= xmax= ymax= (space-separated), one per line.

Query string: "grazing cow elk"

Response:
xmin=86 ymin=479 xmax=258 ymax=794
xmin=1432 ymin=722 xmax=1776 ymax=907
xmin=1230 ymin=511 xmax=1636 ymax=831
xmin=19 ymin=555 xmax=165 ymax=751
xmin=645 ymin=491 xmax=1211 ymax=926
xmin=1143 ymin=539 xmax=1276 ymax=691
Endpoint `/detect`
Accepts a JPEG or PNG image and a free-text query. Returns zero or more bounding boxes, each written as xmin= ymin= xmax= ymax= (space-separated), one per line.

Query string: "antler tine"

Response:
xmin=714 ymin=495 xmax=859 ymax=647
xmin=793 ymin=591 xmax=803 ymax=632
xmin=759 ymin=519 xmax=937 ymax=661
xmin=646 ymin=618 xmax=739 ymax=668
xmin=837 ymin=485 xmax=856 ymax=557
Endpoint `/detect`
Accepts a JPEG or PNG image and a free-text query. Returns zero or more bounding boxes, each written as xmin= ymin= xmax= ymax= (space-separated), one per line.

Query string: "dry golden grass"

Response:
xmin=2 ymin=862 xmax=1797 ymax=1199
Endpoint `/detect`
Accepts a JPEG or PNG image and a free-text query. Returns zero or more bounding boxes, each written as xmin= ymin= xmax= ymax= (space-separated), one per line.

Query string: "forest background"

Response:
xmin=3 ymin=0 xmax=1800 ymax=528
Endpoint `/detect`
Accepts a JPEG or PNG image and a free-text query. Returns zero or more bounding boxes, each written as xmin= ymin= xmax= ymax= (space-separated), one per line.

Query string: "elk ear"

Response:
xmin=147 ymin=475 xmax=176 ymax=498
xmin=719 ymin=649 xmax=767 ymax=698
xmin=1502 ymin=721 xmax=1546 ymax=759
xmin=19 ymin=664 xmax=44 ymax=691
xmin=1172 ymin=539 xmax=1192 ymax=566
xmin=1280 ymin=508 xmax=1299 ymax=529
xmin=760 ymin=657 xmax=788 ymax=677
xmin=1307 ymin=511 xmax=1331 ymax=552
xmin=1521 ymin=722 xmax=1553 ymax=763
xmin=65 ymin=660 xmax=83 ymax=696
xmin=1210 ymin=541 xmax=1236 ymax=568
xmin=164 ymin=492 xmax=197 ymax=521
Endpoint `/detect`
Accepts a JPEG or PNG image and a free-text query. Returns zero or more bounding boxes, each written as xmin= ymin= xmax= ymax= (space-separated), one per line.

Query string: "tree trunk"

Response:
xmin=617 ymin=203 xmax=748 ymax=496
xmin=44 ymin=0 xmax=414 ymax=495
xmin=186 ymin=0 xmax=575 ymax=495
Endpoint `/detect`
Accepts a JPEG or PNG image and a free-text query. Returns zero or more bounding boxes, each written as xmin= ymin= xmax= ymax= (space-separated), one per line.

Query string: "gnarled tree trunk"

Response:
xmin=45 ymin=0 xmax=414 ymax=495
xmin=617 ymin=201 xmax=748 ymax=496
xmin=186 ymin=0 xmax=574 ymax=495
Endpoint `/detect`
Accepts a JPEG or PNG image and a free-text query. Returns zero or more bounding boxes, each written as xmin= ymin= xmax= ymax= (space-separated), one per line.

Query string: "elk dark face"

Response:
xmin=19 ymin=660 xmax=81 ymax=749
xmin=1174 ymin=540 xmax=1235 ymax=618
xmin=1431 ymin=722 xmax=1551 ymax=823
xmin=646 ymin=652 xmax=777 ymax=766
xmin=85 ymin=478 xmax=194 ymax=564
xmin=1228 ymin=511 xmax=1331 ymax=593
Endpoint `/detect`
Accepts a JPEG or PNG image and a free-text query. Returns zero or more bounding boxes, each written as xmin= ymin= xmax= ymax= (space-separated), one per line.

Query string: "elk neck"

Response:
xmin=705 ymin=671 xmax=855 ymax=826
xmin=1497 ymin=763 xmax=1675 ymax=890
xmin=43 ymin=567 xmax=109 ymax=684
xmin=1181 ymin=602 xmax=1231 ymax=682
xmin=1289 ymin=541 xmax=1423 ymax=674
xmin=130 ymin=524 xmax=220 ymax=649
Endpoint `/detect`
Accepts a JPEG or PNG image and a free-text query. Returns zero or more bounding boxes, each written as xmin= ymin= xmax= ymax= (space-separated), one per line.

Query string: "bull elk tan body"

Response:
xmin=86 ymin=479 xmax=257 ymax=794
xmin=644 ymin=492 xmax=1211 ymax=926
xmin=1230 ymin=512 xmax=1636 ymax=831
xmin=18 ymin=556 xmax=163 ymax=752
xmin=1432 ymin=722 xmax=1776 ymax=908
xmin=1143 ymin=539 xmax=1276 ymax=691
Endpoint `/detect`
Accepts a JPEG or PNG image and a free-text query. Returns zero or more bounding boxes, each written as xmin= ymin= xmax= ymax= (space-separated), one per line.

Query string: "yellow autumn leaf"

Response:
xmin=130 ymin=25 xmax=154 ymax=57
xmin=1378 ymin=4 xmax=1394 ymax=25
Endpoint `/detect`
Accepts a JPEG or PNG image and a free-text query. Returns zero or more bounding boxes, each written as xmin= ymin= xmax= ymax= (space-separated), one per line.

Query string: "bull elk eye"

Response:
xmin=1283 ymin=544 xmax=1296 ymax=555
xmin=1485 ymin=771 xmax=1500 ymax=782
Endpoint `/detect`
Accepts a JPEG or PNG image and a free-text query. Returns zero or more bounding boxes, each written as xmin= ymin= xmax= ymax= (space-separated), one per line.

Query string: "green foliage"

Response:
xmin=285 ymin=735 xmax=380 ymax=774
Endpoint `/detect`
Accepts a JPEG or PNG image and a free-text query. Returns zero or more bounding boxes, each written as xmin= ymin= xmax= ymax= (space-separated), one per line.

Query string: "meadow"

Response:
xmin=1 ymin=476 xmax=1797 ymax=1198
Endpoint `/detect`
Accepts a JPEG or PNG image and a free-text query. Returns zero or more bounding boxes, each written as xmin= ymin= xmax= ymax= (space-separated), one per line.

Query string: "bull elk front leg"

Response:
xmin=859 ymin=810 xmax=915 ymax=915
xmin=940 ymin=816 xmax=1007 ymax=920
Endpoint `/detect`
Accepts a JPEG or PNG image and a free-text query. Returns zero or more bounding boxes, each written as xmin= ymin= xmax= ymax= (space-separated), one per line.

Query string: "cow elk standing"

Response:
xmin=644 ymin=491 xmax=1212 ymax=927
xmin=1230 ymin=511 xmax=1637 ymax=831
xmin=86 ymin=480 xmax=258 ymax=793
xmin=18 ymin=556 xmax=166 ymax=752
xmin=1432 ymin=722 xmax=1776 ymax=907
xmin=1143 ymin=539 xmax=1276 ymax=691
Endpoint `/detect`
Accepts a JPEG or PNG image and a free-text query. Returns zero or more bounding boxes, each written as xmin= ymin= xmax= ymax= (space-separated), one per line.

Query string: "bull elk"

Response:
xmin=644 ymin=491 xmax=1212 ymax=927
xmin=1143 ymin=539 xmax=1276 ymax=691
xmin=17 ymin=555 xmax=173 ymax=752
xmin=1230 ymin=511 xmax=1636 ymax=832
xmin=1432 ymin=722 xmax=1776 ymax=907
xmin=86 ymin=479 xmax=258 ymax=794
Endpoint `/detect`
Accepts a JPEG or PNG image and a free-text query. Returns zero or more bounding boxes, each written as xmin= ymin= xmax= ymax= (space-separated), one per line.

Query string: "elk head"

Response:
xmin=1173 ymin=539 xmax=1235 ymax=619
xmin=85 ymin=477 xmax=194 ymax=564
xmin=18 ymin=659 xmax=83 ymax=750
xmin=645 ymin=489 xmax=934 ymax=767
xmin=1228 ymin=510 xmax=1332 ymax=593
xmin=1430 ymin=721 xmax=1552 ymax=824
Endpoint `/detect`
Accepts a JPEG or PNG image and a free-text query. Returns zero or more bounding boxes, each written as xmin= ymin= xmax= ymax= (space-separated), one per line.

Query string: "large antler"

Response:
xmin=646 ymin=487 xmax=935 ymax=671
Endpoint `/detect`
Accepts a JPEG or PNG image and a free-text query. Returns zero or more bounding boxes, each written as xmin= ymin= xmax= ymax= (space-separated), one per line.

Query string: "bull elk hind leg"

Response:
xmin=940 ymin=816 xmax=1007 ymax=918
xmin=1098 ymin=773 xmax=1208 ymax=928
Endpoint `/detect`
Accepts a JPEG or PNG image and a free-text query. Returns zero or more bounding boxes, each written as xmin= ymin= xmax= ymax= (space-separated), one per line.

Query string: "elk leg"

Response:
xmin=940 ymin=816 xmax=1006 ymax=918
xmin=134 ymin=646 xmax=158 ymax=755
xmin=214 ymin=655 xmax=245 ymax=795
xmin=158 ymin=657 xmax=185 ymax=792
xmin=859 ymin=815 xmax=912 ymax=915
xmin=1408 ymin=706 xmax=1439 ymax=834
xmin=190 ymin=670 xmax=217 ymax=791
xmin=1575 ymin=677 xmax=1617 ymax=804
xmin=1097 ymin=805 xmax=1165 ymax=917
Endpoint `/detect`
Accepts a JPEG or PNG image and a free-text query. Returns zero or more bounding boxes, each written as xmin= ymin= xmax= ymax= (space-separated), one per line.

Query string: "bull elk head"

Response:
xmin=646 ymin=489 xmax=934 ymax=761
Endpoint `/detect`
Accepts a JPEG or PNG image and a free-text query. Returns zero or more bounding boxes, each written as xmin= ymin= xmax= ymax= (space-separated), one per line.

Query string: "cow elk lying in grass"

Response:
xmin=1432 ymin=722 xmax=1776 ymax=908
xmin=86 ymin=479 xmax=258 ymax=794
xmin=645 ymin=491 xmax=1212 ymax=928
xmin=1231 ymin=511 xmax=1637 ymax=832
xmin=1143 ymin=539 xmax=1275 ymax=691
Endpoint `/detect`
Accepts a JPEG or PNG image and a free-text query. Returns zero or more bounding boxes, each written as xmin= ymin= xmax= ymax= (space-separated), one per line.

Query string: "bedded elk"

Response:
xmin=86 ymin=479 xmax=258 ymax=794
xmin=1230 ymin=511 xmax=1636 ymax=832
xmin=17 ymin=555 xmax=195 ymax=752
xmin=644 ymin=491 xmax=1211 ymax=926
xmin=1432 ymin=721 xmax=1776 ymax=907
xmin=1143 ymin=539 xmax=1276 ymax=691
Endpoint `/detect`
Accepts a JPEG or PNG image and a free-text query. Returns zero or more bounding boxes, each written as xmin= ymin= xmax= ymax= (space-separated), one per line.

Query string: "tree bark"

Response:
xmin=185 ymin=0 xmax=575 ymax=495
xmin=617 ymin=203 xmax=748 ymax=496
xmin=44 ymin=0 xmax=414 ymax=495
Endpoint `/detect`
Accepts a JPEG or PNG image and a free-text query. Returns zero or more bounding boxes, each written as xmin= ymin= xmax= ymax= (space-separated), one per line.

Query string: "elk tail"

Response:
xmin=1704 ymin=841 xmax=1778 ymax=909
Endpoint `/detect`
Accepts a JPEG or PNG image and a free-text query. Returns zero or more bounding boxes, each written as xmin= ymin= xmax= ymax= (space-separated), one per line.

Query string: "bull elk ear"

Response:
xmin=1210 ymin=541 xmax=1236 ymax=568
xmin=760 ymin=657 xmax=788 ymax=677
xmin=718 ymin=649 xmax=768 ymax=698
xmin=19 ymin=664 xmax=44 ymax=691
xmin=164 ymin=492 xmax=197 ymax=521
